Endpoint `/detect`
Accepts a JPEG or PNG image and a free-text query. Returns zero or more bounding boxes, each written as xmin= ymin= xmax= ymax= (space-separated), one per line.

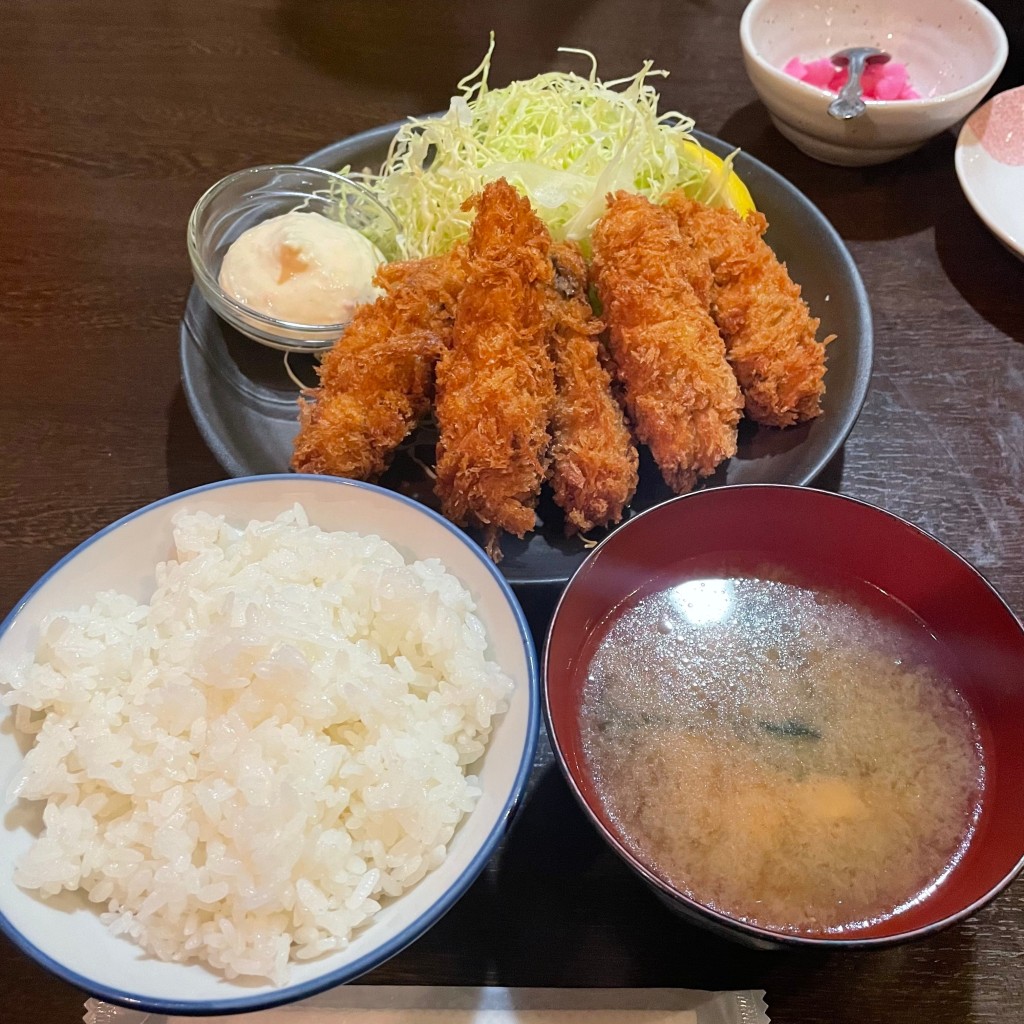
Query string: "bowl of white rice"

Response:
xmin=0 ymin=475 xmax=538 ymax=1014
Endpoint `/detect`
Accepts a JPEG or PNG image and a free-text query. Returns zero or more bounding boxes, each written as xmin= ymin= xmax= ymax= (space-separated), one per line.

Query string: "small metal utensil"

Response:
xmin=827 ymin=46 xmax=890 ymax=120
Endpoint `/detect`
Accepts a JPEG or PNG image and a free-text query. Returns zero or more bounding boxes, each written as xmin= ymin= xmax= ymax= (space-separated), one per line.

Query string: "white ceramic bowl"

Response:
xmin=740 ymin=0 xmax=1009 ymax=166
xmin=956 ymin=84 xmax=1024 ymax=260
xmin=0 ymin=476 xmax=539 ymax=1015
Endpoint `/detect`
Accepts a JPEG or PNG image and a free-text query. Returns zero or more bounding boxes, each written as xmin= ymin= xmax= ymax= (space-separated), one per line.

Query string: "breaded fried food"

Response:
xmin=546 ymin=242 xmax=638 ymax=535
xmin=590 ymin=191 xmax=743 ymax=493
xmin=434 ymin=179 xmax=555 ymax=559
xmin=665 ymin=192 xmax=830 ymax=428
xmin=291 ymin=254 xmax=462 ymax=479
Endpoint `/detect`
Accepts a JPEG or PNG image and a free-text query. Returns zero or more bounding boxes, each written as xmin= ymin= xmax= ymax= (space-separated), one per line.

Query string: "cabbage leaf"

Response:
xmin=351 ymin=38 xmax=741 ymax=259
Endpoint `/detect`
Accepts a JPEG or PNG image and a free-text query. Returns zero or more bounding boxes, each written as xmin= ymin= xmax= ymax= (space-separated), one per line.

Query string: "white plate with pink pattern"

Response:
xmin=956 ymin=85 xmax=1024 ymax=261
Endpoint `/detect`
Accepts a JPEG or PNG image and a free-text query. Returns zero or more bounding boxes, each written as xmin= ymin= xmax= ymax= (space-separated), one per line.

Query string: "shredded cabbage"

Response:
xmin=350 ymin=38 xmax=741 ymax=259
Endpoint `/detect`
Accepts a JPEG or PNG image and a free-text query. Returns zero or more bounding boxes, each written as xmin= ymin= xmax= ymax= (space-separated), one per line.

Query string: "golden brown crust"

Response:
xmin=590 ymin=191 xmax=743 ymax=493
xmin=664 ymin=192 xmax=831 ymax=428
xmin=433 ymin=179 xmax=556 ymax=553
xmin=546 ymin=242 xmax=638 ymax=535
xmin=291 ymin=254 xmax=463 ymax=479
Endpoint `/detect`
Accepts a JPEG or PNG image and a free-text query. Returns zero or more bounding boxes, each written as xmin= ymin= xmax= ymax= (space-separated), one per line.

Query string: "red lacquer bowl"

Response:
xmin=544 ymin=484 xmax=1024 ymax=948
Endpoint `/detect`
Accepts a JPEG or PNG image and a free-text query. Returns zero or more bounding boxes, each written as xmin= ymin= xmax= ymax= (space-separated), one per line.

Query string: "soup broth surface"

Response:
xmin=580 ymin=572 xmax=984 ymax=934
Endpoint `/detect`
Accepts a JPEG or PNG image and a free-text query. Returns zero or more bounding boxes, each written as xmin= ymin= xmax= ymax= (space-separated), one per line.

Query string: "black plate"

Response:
xmin=180 ymin=123 xmax=873 ymax=590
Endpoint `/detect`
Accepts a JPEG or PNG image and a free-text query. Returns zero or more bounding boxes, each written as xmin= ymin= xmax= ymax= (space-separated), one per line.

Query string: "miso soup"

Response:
xmin=579 ymin=571 xmax=984 ymax=934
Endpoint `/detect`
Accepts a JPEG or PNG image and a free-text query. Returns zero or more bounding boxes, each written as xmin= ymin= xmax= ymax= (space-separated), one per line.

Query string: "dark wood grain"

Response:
xmin=2 ymin=2 xmax=1022 ymax=1021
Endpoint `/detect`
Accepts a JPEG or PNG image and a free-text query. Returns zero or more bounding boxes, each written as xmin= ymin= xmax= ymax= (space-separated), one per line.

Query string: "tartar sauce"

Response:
xmin=218 ymin=210 xmax=385 ymax=325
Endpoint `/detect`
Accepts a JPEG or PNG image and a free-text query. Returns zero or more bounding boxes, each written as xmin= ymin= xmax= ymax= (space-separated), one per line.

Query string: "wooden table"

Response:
xmin=3 ymin=2 xmax=1022 ymax=1021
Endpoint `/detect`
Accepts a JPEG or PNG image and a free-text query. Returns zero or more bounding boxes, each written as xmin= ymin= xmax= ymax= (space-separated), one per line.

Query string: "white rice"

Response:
xmin=1 ymin=505 xmax=513 ymax=984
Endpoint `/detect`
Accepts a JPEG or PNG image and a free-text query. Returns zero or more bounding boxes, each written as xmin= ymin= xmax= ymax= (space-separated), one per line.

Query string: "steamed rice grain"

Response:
xmin=1 ymin=505 xmax=513 ymax=983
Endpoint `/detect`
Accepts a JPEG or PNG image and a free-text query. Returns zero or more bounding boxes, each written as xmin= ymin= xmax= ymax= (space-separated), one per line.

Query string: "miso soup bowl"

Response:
xmin=544 ymin=484 xmax=1024 ymax=949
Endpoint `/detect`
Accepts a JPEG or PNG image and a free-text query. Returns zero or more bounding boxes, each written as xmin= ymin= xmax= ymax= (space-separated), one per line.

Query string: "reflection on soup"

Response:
xmin=580 ymin=575 xmax=984 ymax=934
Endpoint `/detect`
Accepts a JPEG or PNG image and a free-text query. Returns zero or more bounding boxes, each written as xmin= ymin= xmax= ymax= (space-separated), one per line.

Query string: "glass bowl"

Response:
xmin=187 ymin=165 xmax=403 ymax=354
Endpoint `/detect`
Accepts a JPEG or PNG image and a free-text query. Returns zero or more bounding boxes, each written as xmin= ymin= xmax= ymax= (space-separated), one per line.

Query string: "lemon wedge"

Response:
xmin=683 ymin=140 xmax=756 ymax=218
